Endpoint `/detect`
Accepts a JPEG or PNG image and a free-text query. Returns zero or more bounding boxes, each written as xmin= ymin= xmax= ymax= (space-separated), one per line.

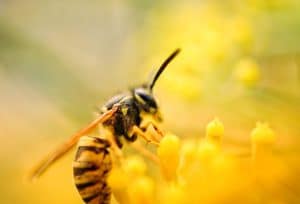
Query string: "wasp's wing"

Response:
xmin=29 ymin=106 xmax=118 ymax=181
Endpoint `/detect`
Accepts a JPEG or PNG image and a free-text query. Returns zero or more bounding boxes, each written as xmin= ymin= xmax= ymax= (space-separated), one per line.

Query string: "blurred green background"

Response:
xmin=1 ymin=0 xmax=300 ymax=203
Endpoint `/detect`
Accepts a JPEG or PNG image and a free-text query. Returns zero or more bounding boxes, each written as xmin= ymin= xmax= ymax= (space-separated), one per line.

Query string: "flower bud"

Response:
xmin=129 ymin=176 xmax=155 ymax=204
xmin=206 ymin=118 xmax=224 ymax=148
xmin=235 ymin=58 xmax=260 ymax=87
xmin=251 ymin=122 xmax=275 ymax=161
xmin=123 ymin=156 xmax=147 ymax=178
xmin=157 ymin=133 xmax=181 ymax=181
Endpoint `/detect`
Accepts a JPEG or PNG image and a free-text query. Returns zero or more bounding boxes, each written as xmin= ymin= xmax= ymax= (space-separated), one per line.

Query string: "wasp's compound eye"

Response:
xmin=134 ymin=88 xmax=158 ymax=110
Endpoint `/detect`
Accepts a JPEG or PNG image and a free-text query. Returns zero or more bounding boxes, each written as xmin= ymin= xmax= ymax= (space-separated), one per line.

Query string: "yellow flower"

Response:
xmin=123 ymin=156 xmax=147 ymax=178
xmin=178 ymin=140 xmax=198 ymax=181
xmin=251 ymin=122 xmax=275 ymax=161
xmin=157 ymin=133 xmax=181 ymax=181
xmin=163 ymin=72 xmax=201 ymax=101
xmin=160 ymin=183 xmax=186 ymax=204
xmin=251 ymin=122 xmax=275 ymax=145
xmin=129 ymin=176 xmax=155 ymax=204
xmin=229 ymin=17 xmax=253 ymax=52
xmin=206 ymin=118 xmax=224 ymax=148
xmin=235 ymin=58 xmax=260 ymax=87
xmin=108 ymin=119 xmax=288 ymax=204
xmin=107 ymin=167 xmax=130 ymax=204
xmin=196 ymin=140 xmax=219 ymax=164
xmin=107 ymin=167 xmax=128 ymax=191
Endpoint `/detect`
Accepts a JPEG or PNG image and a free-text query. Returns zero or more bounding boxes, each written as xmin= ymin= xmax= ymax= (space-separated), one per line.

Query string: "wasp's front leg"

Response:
xmin=140 ymin=121 xmax=164 ymax=144
xmin=144 ymin=122 xmax=164 ymax=142
xmin=139 ymin=112 xmax=164 ymax=140
xmin=130 ymin=125 xmax=160 ymax=146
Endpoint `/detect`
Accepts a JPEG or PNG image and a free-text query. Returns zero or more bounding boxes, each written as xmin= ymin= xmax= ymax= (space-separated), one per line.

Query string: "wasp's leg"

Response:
xmin=139 ymin=117 xmax=164 ymax=142
xmin=123 ymin=132 xmax=137 ymax=142
xmin=73 ymin=136 xmax=112 ymax=204
xmin=130 ymin=140 xmax=159 ymax=164
xmin=131 ymin=125 xmax=160 ymax=146
xmin=142 ymin=122 xmax=164 ymax=143
xmin=124 ymin=130 xmax=159 ymax=163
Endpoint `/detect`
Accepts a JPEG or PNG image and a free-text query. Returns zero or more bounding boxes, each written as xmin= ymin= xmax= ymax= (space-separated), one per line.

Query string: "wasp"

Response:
xmin=30 ymin=48 xmax=180 ymax=204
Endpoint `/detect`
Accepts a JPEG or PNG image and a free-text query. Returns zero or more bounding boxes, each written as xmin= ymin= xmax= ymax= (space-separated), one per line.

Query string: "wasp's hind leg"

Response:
xmin=73 ymin=136 xmax=112 ymax=204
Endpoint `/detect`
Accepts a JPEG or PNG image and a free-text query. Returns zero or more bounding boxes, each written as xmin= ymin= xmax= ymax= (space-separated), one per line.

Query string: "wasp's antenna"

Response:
xmin=149 ymin=48 xmax=181 ymax=91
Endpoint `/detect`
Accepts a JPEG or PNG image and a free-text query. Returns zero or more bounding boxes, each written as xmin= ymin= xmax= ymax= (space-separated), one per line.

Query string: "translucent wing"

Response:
xmin=29 ymin=106 xmax=118 ymax=181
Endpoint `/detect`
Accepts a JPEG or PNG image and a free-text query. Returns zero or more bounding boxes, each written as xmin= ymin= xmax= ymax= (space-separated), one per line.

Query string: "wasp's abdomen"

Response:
xmin=73 ymin=136 xmax=112 ymax=204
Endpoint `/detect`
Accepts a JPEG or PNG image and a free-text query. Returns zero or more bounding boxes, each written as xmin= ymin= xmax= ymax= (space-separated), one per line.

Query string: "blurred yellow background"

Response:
xmin=1 ymin=0 xmax=300 ymax=203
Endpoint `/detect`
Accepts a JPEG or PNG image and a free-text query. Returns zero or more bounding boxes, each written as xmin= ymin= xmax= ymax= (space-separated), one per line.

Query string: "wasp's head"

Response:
xmin=133 ymin=48 xmax=180 ymax=121
xmin=134 ymin=86 xmax=159 ymax=114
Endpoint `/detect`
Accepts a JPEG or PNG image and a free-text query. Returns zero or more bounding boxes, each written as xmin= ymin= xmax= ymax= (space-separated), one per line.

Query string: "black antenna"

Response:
xmin=149 ymin=48 xmax=181 ymax=90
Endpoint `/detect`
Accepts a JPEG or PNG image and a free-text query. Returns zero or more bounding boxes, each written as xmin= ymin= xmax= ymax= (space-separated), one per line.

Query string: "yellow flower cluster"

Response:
xmin=108 ymin=119 xmax=290 ymax=204
xmin=108 ymin=156 xmax=154 ymax=204
xmin=142 ymin=3 xmax=269 ymax=102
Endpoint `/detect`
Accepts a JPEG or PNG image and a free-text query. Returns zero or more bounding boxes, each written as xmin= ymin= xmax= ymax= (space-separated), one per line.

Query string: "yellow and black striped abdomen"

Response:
xmin=73 ymin=136 xmax=112 ymax=204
